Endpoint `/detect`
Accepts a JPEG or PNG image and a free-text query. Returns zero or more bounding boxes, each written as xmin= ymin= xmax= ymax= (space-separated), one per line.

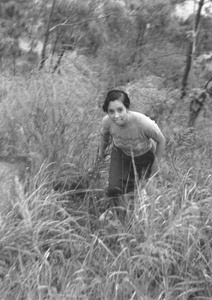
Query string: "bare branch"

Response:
xmin=49 ymin=18 xmax=70 ymax=33
xmin=49 ymin=13 xmax=120 ymax=33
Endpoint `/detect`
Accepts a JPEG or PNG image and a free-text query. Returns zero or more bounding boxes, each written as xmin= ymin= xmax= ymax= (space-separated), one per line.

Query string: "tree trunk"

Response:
xmin=51 ymin=30 xmax=62 ymax=57
xmin=181 ymin=0 xmax=205 ymax=99
xmin=188 ymin=91 xmax=206 ymax=127
xmin=181 ymin=42 xmax=193 ymax=99
xmin=50 ymin=30 xmax=62 ymax=67
xmin=39 ymin=0 xmax=57 ymax=70
xmin=131 ymin=20 xmax=146 ymax=64
xmin=52 ymin=47 xmax=66 ymax=73
xmin=187 ymin=76 xmax=212 ymax=127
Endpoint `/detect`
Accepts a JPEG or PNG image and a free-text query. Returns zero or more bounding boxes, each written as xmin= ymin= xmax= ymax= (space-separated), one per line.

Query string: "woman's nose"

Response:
xmin=114 ymin=111 xmax=119 ymax=117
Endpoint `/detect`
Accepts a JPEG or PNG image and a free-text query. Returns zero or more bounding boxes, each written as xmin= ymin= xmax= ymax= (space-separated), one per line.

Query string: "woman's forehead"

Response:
xmin=108 ymin=100 xmax=125 ymax=109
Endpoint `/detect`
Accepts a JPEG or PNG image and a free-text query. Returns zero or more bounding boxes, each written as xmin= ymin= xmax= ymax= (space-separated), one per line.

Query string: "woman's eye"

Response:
xmin=108 ymin=110 xmax=114 ymax=114
xmin=118 ymin=109 xmax=123 ymax=113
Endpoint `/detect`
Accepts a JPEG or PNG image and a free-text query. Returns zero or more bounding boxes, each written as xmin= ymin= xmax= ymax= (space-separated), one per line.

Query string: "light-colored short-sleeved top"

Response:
xmin=101 ymin=111 xmax=161 ymax=156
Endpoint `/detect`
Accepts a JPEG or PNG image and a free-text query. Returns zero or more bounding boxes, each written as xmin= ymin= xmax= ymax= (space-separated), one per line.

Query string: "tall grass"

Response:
xmin=0 ymin=56 xmax=212 ymax=300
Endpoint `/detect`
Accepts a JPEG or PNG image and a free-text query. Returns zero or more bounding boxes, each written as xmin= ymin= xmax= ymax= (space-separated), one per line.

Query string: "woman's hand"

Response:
xmin=150 ymin=159 xmax=159 ymax=177
xmin=98 ymin=151 xmax=107 ymax=161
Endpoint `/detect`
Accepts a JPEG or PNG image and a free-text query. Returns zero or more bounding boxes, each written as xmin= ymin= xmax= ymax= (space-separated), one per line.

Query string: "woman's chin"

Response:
xmin=114 ymin=120 xmax=125 ymax=126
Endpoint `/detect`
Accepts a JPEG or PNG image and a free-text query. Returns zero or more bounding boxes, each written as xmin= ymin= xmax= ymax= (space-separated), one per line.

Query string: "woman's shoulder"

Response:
xmin=102 ymin=115 xmax=111 ymax=127
xmin=130 ymin=111 xmax=151 ymax=122
xmin=130 ymin=111 xmax=158 ymax=128
xmin=102 ymin=114 xmax=110 ymax=122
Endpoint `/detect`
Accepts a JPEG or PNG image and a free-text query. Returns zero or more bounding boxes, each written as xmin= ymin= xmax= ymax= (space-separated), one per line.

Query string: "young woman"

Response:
xmin=100 ymin=89 xmax=166 ymax=200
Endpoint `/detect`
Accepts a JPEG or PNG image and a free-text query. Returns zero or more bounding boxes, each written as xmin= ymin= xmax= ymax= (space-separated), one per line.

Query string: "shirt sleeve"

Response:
xmin=142 ymin=116 xmax=163 ymax=141
xmin=100 ymin=116 xmax=111 ymax=143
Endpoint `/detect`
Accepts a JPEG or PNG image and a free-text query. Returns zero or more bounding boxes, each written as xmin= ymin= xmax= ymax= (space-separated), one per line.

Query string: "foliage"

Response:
xmin=0 ymin=53 xmax=103 ymax=174
xmin=196 ymin=15 xmax=212 ymax=55
xmin=0 ymin=56 xmax=212 ymax=299
xmin=46 ymin=0 xmax=108 ymax=61
xmin=0 ymin=2 xmax=212 ymax=297
xmin=0 ymin=0 xmax=212 ymax=89
xmin=0 ymin=0 xmax=46 ymax=73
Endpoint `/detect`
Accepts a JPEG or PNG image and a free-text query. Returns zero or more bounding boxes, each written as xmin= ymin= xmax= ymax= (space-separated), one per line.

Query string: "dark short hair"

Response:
xmin=102 ymin=90 xmax=130 ymax=113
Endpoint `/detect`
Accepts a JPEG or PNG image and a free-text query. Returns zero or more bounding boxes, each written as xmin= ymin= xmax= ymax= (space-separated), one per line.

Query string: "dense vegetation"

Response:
xmin=0 ymin=0 xmax=212 ymax=299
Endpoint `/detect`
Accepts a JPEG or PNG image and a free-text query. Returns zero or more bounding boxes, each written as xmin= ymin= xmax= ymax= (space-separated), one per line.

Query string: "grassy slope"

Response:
xmin=0 ymin=55 xmax=212 ymax=300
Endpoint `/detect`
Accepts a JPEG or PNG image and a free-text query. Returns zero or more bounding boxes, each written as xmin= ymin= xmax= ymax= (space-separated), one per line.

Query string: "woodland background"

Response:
xmin=0 ymin=0 xmax=212 ymax=299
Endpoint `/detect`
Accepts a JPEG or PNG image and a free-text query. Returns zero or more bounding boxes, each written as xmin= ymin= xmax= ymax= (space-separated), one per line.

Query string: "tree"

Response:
xmin=39 ymin=0 xmax=57 ymax=70
xmin=188 ymin=77 xmax=212 ymax=127
xmin=39 ymin=0 xmax=104 ymax=70
xmin=181 ymin=0 xmax=205 ymax=99
xmin=0 ymin=0 xmax=44 ymax=72
xmin=0 ymin=0 xmax=25 ymax=72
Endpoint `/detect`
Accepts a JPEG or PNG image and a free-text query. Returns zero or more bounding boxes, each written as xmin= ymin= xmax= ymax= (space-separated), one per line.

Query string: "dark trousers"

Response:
xmin=107 ymin=146 xmax=155 ymax=197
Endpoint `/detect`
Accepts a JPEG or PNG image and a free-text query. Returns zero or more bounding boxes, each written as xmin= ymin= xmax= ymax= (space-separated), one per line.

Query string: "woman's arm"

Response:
xmin=99 ymin=134 xmax=110 ymax=158
xmin=99 ymin=116 xmax=111 ymax=159
xmin=154 ymin=131 xmax=166 ymax=163
xmin=151 ymin=131 xmax=166 ymax=176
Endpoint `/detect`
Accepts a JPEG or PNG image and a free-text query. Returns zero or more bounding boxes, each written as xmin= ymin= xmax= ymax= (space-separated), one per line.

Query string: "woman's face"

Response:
xmin=108 ymin=99 xmax=128 ymax=126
